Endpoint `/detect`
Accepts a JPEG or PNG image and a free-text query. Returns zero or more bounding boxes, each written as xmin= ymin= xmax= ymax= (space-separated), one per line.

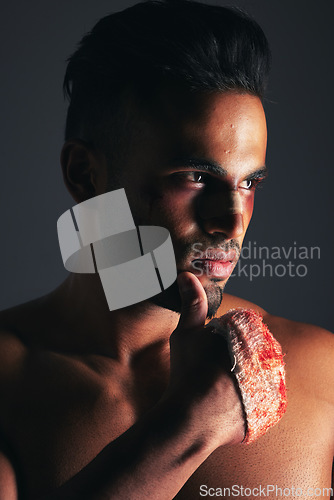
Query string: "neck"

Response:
xmin=49 ymin=273 xmax=180 ymax=363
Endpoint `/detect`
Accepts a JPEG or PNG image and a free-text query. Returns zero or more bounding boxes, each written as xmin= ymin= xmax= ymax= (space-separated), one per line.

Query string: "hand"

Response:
xmin=167 ymin=271 xmax=246 ymax=447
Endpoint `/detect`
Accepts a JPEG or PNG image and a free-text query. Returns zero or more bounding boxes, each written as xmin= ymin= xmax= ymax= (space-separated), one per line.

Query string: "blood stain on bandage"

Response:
xmin=208 ymin=309 xmax=287 ymax=444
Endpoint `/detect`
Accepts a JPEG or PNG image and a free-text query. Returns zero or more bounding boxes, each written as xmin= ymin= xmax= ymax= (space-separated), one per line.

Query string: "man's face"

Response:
xmin=106 ymin=90 xmax=267 ymax=317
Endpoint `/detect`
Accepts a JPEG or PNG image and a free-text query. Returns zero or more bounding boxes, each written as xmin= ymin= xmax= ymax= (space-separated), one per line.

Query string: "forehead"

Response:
xmin=136 ymin=89 xmax=267 ymax=170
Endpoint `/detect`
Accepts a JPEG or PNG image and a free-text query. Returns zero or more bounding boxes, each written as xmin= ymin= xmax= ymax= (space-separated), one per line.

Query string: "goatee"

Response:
xmin=148 ymin=276 xmax=225 ymax=319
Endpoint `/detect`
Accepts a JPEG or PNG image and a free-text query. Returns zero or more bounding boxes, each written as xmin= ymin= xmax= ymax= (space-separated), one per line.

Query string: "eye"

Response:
xmin=182 ymin=172 xmax=205 ymax=182
xmin=239 ymin=177 xmax=265 ymax=190
xmin=240 ymin=179 xmax=253 ymax=189
xmin=171 ymin=171 xmax=207 ymax=184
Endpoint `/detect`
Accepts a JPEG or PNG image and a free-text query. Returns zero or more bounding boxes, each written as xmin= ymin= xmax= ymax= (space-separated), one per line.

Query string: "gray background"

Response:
xmin=1 ymin=0 xmax=333 ymax=331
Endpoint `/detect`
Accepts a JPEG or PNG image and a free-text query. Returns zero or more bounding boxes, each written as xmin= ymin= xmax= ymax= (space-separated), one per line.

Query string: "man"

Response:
xmin=0 ymin=1 xmax=333 ymax=498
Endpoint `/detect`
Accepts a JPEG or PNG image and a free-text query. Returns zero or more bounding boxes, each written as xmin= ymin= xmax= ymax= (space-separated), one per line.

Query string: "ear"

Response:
xmin=60 ymin=140 xmax=106 ymax=204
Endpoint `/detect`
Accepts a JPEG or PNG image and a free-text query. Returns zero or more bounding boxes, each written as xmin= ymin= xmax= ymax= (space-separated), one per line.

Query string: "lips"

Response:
xmin=191 ymin=259 xmax=235 ymax=279
xmin=190 ymin=248 xmax=238 ymax=280
xmin=202 ymin=249 xmax=238 ymax=262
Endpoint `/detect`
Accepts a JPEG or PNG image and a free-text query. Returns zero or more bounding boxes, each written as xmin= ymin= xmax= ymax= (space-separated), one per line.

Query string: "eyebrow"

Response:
xmin=170 ymin=158 xmax=268 ymax=180
xmin=245 ymin=166 xmax=268 ymax=181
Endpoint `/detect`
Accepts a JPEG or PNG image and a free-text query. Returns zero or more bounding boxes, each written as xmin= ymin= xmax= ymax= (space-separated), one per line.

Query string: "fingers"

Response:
xmin=176 ymin=272 xmax=208 ymax=331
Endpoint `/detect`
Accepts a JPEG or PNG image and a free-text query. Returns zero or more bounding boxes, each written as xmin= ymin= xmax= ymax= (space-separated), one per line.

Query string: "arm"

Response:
xmin=41 ymin=273 xmax=244 ymax=500
xmin=0 ymin=451 xmax=18 ymax=500
xmin=0 ymin=273 xmax=244 ymax=500
xmin=45 ymin=393 xmax=218 ymax=500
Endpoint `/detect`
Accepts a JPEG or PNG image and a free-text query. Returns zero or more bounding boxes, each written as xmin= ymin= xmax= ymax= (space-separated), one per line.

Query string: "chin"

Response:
xmin=148 ymin=275 xmax=226 ymax=320
xmin=204 ymin=279 xmax=226 ymax=319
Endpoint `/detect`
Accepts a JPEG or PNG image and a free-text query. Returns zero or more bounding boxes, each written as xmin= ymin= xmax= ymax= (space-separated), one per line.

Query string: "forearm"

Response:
xmin=44 ymin=396 xmax=217 ymax=500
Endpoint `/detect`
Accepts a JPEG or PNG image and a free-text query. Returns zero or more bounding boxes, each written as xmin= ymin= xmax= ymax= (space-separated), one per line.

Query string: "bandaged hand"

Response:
xmin=208 ymin=309 xmax=287 ymax=444
xmin=168 ymin=272 xmax=286 ymax=448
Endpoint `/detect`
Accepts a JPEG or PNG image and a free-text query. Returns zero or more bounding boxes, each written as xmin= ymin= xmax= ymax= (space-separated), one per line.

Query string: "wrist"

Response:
xmin=156 ymin=390 xmax=220 ymax=458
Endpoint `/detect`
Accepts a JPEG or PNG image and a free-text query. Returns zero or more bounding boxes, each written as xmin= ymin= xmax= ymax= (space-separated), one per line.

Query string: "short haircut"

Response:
xmin=63 ymin=0 xmax=271 ymax=163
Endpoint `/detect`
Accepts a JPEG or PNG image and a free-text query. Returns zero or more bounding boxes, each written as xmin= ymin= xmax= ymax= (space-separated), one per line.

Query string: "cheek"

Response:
xmin=242 ymin=192 xmax=255 ymax=229
xmin=149 ymin=186 xmax=198 ymax=229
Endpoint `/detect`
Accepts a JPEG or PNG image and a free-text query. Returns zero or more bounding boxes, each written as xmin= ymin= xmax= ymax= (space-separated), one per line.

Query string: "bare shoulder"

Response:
xmin=0 ymin=296 xmax=56 ymax=394
xmin=220 ymin=292 xmax=267 ymax=317
xmin=220 ymin=293 xmax=334 ymax=407
xmin=0 ymin=306 xmax=30 ymax=479
xmin=0 ymin=298 xmax=42 ymax=357
xmin=0 ymin=295 xmax=47 ymax=341
xmin=220 ymin=292 xmax=333 ymax=350
xmin=0 ymin=304 xmax=33 ymax=406
xmin=265 ymin=313 xmax=334 ymax=402
xmin=0 ymin=320 xmax=27 ymax=381
xmin=0 ymin=293 xmax=62 ymax=360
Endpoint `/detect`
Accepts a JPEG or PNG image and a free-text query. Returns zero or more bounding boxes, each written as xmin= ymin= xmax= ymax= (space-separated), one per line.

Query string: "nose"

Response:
xmin=198 ymin=189 xmax=244 ymax=239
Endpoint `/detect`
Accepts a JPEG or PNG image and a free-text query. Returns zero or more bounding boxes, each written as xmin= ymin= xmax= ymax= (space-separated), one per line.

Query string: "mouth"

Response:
xmin=190 ymin=249 xmax=238 ymax=280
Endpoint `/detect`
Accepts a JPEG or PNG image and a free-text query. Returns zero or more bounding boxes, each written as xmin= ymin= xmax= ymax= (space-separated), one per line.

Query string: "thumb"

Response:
xmin=176 ymin=272 xmax=208 ymax=330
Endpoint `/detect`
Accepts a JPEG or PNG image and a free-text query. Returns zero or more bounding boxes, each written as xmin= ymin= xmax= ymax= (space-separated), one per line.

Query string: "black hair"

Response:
xmin=63 ymin=0 xmax=271 ymax=161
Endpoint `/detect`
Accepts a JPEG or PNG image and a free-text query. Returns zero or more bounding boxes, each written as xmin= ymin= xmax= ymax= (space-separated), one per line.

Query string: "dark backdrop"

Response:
xmin=1 ymin=0 xmax=333 ymax=331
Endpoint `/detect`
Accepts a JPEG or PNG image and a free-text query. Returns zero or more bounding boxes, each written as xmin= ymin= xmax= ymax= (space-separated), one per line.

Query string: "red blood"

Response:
xmin=209 ymin=309 xmax=287 ymax=444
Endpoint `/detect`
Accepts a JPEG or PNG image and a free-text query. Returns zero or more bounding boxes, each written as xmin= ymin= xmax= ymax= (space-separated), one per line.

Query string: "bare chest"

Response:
xmin=3 ymin=351 xmax=333 ymax=499
xmin=4 ymin=352 xmax=158 ymax=498
xmin=176 ymin=392 xmax=333 ymax=499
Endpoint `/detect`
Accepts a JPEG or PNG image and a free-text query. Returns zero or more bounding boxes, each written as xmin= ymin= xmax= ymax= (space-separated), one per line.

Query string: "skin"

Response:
xmin=0 ymin=91 xmax=333 ymax=499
